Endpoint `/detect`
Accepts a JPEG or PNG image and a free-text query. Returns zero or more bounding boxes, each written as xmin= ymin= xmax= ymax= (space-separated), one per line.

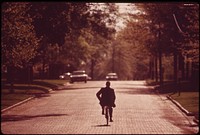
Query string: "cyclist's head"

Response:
xmin=106 ymin=81 xmax=110 ymax=87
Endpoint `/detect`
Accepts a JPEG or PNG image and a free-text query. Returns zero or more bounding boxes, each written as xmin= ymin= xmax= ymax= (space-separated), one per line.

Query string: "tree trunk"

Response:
xmin=155 ymin=54 xmax=158 ymax=82
xmin=149 ymin=57 xmax=152 ymax=79
xmin=7 ymin=66 xmax=15 ymax=93
xmin=158 ymin=48 xmax=163 ymax=86
xmin=158 ymin=22 xmax=163 ymax=86
xmin=173 ymin=50 xmax=178 ymax=84
xmin=90 ymin=59 xmax=95 ymax=80
xmin=112 ymin=46 xmax=115 ymax=73
xmin=152 ymin=57 xmax=154 ymax=80
xmin=42 ymin=56 xmax=46 ymax=79
xmin=185 ymin=57 xmax=189 ymax=80
xmin=178 ymin=54 xmax=185 ymax=80
xmin=149 ymin=57 xmax=154 ymax=80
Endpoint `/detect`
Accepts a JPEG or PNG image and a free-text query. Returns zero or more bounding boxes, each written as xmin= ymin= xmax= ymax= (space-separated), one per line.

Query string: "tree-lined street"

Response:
xmin=1 ymin=81 xmax=198 ymax=134
xmin=1 ymin=2 xmax=199 ymax=134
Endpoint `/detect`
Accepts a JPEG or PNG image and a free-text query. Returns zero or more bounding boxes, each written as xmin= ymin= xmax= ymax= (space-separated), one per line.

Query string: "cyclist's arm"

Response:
xmin=112 ymin=89 xmax=116 ymax=101
xmin=114 ymin=90 xmax=116 ymax=101
xmin=96 ymin=89 xmax=103 ymax=101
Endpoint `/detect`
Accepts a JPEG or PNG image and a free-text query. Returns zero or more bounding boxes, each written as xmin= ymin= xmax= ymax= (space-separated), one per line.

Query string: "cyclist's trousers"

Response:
xmin=102 ymin=106 xmax=113 ymax=117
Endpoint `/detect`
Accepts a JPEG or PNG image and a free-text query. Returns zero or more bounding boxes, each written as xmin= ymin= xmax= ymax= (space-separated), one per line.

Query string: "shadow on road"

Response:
xmin=1 ymin=114 xmax=69 ymax=122
xmin=34 ymin=93 xmax=51 ymax=98
xmin=117 ymin=87 xmax=157 ymax=95
xmin=55 ymin=86 xmax=100 ymax=91
xmin=92 ymin=124 xmax=110 ymax=127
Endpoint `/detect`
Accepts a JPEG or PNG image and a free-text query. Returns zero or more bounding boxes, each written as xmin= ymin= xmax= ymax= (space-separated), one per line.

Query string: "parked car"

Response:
xmin=59 ymin=72 xmax=71 ymax=79
xmin=70 ymin=70 xmax=88 ymax=83
xmin=106 ymin=73 xmax=118 ymax=80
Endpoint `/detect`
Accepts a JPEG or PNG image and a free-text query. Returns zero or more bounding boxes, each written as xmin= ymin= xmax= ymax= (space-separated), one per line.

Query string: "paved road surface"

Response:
xmin=1 ymin=81 xmax=198 ymax=134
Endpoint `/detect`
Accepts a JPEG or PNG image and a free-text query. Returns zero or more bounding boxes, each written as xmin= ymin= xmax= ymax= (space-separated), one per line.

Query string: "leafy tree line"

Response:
xmin=136 ymin=3 xmax=199 ymax=86
xmin=112 ymin=3 xmax=199 ymax=85
xmin=2 ymin=2 xmax=199 ymax=84
xmin=2 ymin=2 xmax=40 ymax=87
xmin=1 ymin=2 xmax=117 ymax=83
xmin=2 ymin=2 xmax=39 ymax=69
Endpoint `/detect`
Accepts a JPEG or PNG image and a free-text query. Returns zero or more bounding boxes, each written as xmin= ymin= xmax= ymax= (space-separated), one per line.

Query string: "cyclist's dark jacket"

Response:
xmin=96 ymin=87 xmax=116 ymax=107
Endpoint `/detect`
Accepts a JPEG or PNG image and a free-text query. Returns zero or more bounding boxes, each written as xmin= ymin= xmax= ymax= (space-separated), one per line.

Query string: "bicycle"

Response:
xmin=104 ymin=105 xmax=110 ymax=125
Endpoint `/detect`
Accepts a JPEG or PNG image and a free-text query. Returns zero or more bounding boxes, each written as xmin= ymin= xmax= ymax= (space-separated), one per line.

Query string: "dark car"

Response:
xmin=70 ymin=70 xmax=88 ymax=83
xmin=106 ymin=73 xmax=118 ymax=80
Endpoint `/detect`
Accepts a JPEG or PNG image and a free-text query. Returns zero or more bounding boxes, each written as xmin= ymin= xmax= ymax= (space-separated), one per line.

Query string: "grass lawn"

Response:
xmin=170 ymin=92 xmax=199 ymax=114
xmin=1 ymin=79 xmax=68 ymax=110
xmin=1 ymin=92 xmax=31 ymax=110
xmin=35 ymin=79 xmax=68 ymax=86
xmin=146 ymin=80 xmax=199 ymax=119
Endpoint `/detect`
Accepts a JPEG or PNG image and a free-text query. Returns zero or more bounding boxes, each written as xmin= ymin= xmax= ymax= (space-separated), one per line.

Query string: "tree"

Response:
xmin=2 ymin=2 xmax=39 ymax=68
xmin=27 ymin=2 xmax=73 ymax=78
xmin=113 ymin=16 xmax=151 ymax=80
xmin=28 ymin=2 xmax=75 ymax=46
xmin=27 ymin=2 xmax=117 ymax=79
xmin=61 ymin=3 xmax=117 ymax=79
xmin=134 ymin=3 xmax=199 ymax=86
xmin=85 ymin=3 xmax=117 ymax=79
xmin=2 ymin=2 xmax=39 ymax=87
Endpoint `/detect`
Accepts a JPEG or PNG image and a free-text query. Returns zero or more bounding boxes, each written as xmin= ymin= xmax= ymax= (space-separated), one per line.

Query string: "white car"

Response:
xmin=106 ymin=73 xmax=118 ymax=80
xmin=70 ymin=70 xmax=88 ymax=83
xmin=59 ymin=72 xmax=71 ymax=79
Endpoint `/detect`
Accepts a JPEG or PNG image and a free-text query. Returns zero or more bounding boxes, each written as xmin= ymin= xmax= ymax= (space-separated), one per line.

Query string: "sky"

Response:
xmin=115 ymin=3 xmax=139 ymax=31
xmin=89 ymin=3 xmax=140 ymax=32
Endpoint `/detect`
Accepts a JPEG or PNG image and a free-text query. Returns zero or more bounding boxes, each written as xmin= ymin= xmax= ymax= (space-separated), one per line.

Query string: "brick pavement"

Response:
xmin=1 ymin=81 xmax=198 ymax=134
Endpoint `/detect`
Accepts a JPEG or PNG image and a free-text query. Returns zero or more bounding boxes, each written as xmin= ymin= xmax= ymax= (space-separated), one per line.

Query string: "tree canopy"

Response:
xmin=2 ymin=2 xmax=118 ymax=80
xmin=134 ymin=3 xmax=199 ymax=62
xmin=2 ymin=2 xmax=40 ymax=68
xmin=2 ymin=2 xmax=198 ymax=80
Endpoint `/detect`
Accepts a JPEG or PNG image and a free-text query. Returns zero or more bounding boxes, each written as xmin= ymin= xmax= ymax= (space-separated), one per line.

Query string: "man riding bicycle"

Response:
xmin=96 ymin=81 xmax=116 ymax=122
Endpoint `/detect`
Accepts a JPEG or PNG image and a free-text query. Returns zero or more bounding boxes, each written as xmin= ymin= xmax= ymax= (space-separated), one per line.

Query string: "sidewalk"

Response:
xmin=1 ymin=81 xmax=199 ymax=134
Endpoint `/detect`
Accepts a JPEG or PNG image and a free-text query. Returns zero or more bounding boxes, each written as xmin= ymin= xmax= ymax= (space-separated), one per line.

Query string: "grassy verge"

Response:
xmin=146 ymin=80 xmax=199 ymax=119
xmin=34 ymin=79 xmax=68 ymax=86
xmin=1 ymin=79 xmax=68 ymax=110
xmin=170 ymin=92 xmax=199 ymax=114
xmin=1 ymin=91 xmax=32 ymax=110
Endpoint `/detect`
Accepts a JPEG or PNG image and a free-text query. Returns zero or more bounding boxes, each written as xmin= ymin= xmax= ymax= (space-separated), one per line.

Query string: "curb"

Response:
xmin=166 ymin=95 xmax=194 ymax=116
xmin=1 ymin=96 xmax=35 ymax=113
xmin=1 ymin=88 xmax=53 ymax=113
xmin=166 ymin=95 xmax=199 ymax=125
xmin=193 ymin=118 xmax=199 ymax=125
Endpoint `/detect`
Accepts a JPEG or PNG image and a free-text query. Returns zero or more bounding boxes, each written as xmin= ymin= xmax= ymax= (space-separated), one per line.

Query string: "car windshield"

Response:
xmin=108 ymin=73 xmax=117 ymax=76
xmin=72 ymin=71 xmax=85 ymax=75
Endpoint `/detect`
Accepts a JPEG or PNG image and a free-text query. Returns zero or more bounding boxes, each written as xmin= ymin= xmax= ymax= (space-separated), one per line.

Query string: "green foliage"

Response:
xmin=27 ymin=2 xmax=93 ymax=70
xmin=2 ymin=2 xmax=198 ymax=81
xmin=28 ymin=2 xmax=75 ymax=46
xmin=171 ymin=92 xmax=199 ymax=113
xmin=135 ymin=3 xmax=199 ymax=62
xmin=178 ymin=4 xmax=199 ymax=64
xmin=88 ymin=3 xmax=117 ymax=39
xmin=2 ymin=2 xmax=40 ymax=68
xmin=115 ymin=3 xmax=199 ymax=81
xmin=27 ymin=2 xmax=117 ymax=74
xmin=111 ymin=17 xmax=151 ymax=79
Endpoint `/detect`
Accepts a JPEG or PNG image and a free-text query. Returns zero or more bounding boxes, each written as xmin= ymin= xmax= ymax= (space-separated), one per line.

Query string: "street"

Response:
xmin=1 ymin=81 xmax=198 ymax=134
